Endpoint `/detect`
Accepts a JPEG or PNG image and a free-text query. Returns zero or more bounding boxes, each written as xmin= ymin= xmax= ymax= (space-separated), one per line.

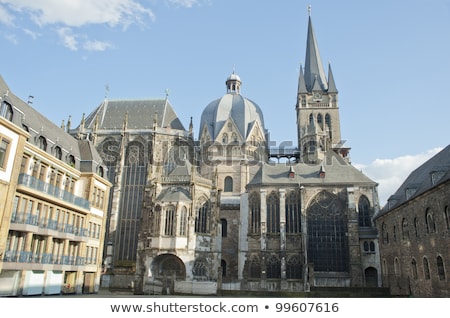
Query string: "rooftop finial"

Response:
xmin=308 ymin=4 xmax=311 ymax=16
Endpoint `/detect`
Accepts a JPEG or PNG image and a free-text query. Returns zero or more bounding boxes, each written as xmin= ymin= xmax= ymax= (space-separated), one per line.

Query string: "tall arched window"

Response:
xmin=411 ymin=258 xmax=418 ymax=279
xmin=249 ymin=257 xmax=261 ymax=278
xmin=382 ymin=223 xmax=389 ymax=244
xmin=179 ymin=206 xmax=187 ymax=236
xmin=394 ymin=258 xmax=400 ymax=277
xmin=286 ymin=255 xmax=302 ymax=279
xmin=307 ymin=191 xmax=349 ymax=272
xmin=221 ymin=218 xmax=227 ymax=237
xmin=267 ymin=191 xmax=280 ymax=234
xmin=414 ymin=217 xmax=420 ymax=238
xmin=423 ymin=257 xmax=431 ymax=280
xmin=402 ymin=218 xmax=409 ymax=241
xmin=358 ymin=195 xmax=372 ymax=227
xmin=224 ymin=176 xmax=233 ymax=192
xmin=285 ymin=190 xmax=301 ymax=233
xmin=266 ymin=255 xmax=281 ymax=279
xmin=164 ymin=206 xmax=176 ymax=236
xmin=195 ymin=200 xmax=210 ymax=234
xmin=437 ymin=256 xmax=446 ymax=281
xmin=249 ymin=192 xmax=260 ymax=235
xmin=425 ymin=208 xmax=436 ymax=234
xmin=444 ymin=206 xmax=449 ymax=230
xmin=317 ymin=113 xmax=323 ymax=129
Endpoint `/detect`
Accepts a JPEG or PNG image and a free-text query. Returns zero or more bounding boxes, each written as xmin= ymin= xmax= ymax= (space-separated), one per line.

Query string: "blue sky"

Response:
xmin=1 ymin=0 xmax=449 ymax=206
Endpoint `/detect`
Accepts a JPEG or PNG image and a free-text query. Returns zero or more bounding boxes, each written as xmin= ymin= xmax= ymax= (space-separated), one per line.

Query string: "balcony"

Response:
xmin=2 ymin=250 xmax=86 ymax=267
xmin=18 ymin=173 xmax=90 ymax=209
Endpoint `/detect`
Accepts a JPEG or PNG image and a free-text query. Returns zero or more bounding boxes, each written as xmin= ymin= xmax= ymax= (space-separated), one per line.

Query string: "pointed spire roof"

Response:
xmin=304 ymin=15 xmax=327 ymax=92
xmin=297 ymin=64 xmax=308 ymax=94
xmin=327 ymin=63 xmax=338 ymax=93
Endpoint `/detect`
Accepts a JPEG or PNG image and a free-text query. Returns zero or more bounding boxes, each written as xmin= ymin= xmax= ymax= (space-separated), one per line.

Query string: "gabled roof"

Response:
xmin=376 ymin=145 xmax=450 ymax=217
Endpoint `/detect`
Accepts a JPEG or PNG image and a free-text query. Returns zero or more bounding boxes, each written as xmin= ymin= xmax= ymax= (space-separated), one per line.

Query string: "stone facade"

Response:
xmin=374 ymin=145 xmax=450 ymax=297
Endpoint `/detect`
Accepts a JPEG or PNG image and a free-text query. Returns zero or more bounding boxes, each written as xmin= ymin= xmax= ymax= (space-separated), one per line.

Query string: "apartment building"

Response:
xmin=0 ymin=75 xmax=112 ymax=296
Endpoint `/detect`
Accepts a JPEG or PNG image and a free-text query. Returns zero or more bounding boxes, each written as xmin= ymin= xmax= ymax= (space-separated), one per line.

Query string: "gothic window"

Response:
xmin=126 ymin=141 xmax=145 ymax=166
xmin=423 ymin=257 xmax=431 ymax=280
xmin=193 ymin=259 xmax=208 ymax=278
xmin=38 ymin=136 xmax=47 ymax=151
xmin=425 ymin=208 xmax=436 ymax=234
xmin=285 ymin=190 xmax=301 ymax=233
xmin=179 ymin=206 xmax=187 ymax=236
xmin=369 ymin=241 xmax=375 ymax=252
xmin=224 ymin=176 xmax=233 ymax=192
xmin=317 ymin=113 xmax=323 ymax=128
xmin=437 ymin=256 xmax=446 ymax=281
xmin=414 ymin=217 xmax=420 ymax=238
xmin=100 ymin=139 xmax=120 ymax=164
xmin=444 ymin=206 xmax=449 ymax=230
xmin=249 ymin=192 xmax=260 ymax=235
xmin=221 ymin=218 xmax=227 ymax=237
xmin=286 ymin=255 xmax=302 ymax=279
xmin=164 ymin=206 xmax=176 ymax=236
xmin=309 ymin=113 xmax=314 ymax=124
xmin=358 ymin=195 xmax=372 ymax=227
xmin=0 ymin=101 xmax=13 ymax=121
xmin=307 ymin=191 xmax=349 ymax=272
xmin=402 ymin=218 xmax=409 ymax=241
xmin=195 ymin=200 xmax=210 ymax=234
xmin=325 ymin=114 xmax=331 ymax=129
xmin=411 ymin=258 xmax=418 ymax=279
xmin=267 ymin=191 xmax=280 ymax=234
xmin=393 ymin=226 xmax=397 ymax=242
xmin=221 ymin=259 xmax=227 ymax=277
xmin=153 ymin=205 xmax=161 ymax=236
xmin=394 ymin=258 xmax=400 ymax=277
xmin=222 ymin=133 xmax=228 ymax=144
xmin=266 ymin=255 xmax=281 ymax=279
xmin=249 ymin=257 xmax=261 ymax=278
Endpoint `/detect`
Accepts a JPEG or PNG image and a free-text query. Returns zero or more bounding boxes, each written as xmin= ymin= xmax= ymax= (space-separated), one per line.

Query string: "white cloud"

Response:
xmin=165 ymin=0 xmax=201 ymax=8
xmin=57 ymin=27 xmax=78 ymax=51
xmin=1 ymin=0 xmax=155 ymax=27
xmin=83 ymin=40 xmax=114 ymax=52
xmin=0 ymin=4 xmax=14 ymax=26
xmin=354 ymin=147 xmax=443 ymax=207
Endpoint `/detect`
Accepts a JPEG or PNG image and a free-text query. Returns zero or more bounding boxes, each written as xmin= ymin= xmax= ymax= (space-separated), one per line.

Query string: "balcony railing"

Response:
xmin=10 ymin=212 xmax=89 ymax=237
xmin=2 ymin=250 xmax=88 ymax=266
xmin=18 ymin=173 xmax=90 ymax=209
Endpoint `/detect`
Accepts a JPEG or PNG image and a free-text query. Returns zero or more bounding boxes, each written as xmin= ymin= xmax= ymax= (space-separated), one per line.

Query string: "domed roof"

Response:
xmin=199 ymin=73 xmax=265 ymax=141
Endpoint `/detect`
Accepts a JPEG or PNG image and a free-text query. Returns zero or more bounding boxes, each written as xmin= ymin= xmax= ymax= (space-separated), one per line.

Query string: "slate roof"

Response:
xmin=80 ymin=98 xmax=185 ymax=131
xmin=0 ymin=75 xmax=86 ymax=168
xmin=376 ymin=145 xmax=450 ymax=218
xmin=156 ymin=186 xmax=192 ymax=203
xmin=248 ymin=151 xmax=376 ymax=187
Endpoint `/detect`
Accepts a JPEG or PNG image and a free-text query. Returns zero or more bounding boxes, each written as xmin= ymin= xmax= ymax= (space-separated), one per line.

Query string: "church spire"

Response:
xmin=304 ymin=14 xmax=327 ymax=92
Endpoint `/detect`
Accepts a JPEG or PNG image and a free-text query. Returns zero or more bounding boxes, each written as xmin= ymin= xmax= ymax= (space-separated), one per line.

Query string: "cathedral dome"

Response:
xmin=199 ymin=72 xmax=265 ymax=141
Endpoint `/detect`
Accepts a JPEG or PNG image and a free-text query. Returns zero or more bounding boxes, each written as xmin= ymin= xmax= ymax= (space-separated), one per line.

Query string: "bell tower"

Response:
xmin=296 ymin=11 xmax=350 ymax=164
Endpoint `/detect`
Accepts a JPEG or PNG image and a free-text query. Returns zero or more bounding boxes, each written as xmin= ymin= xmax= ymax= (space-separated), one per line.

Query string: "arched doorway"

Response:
xmin=365 ymin=267 xmax=378 ymax=287
xmin=152 ymin=254 xmax=186 ymax=294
